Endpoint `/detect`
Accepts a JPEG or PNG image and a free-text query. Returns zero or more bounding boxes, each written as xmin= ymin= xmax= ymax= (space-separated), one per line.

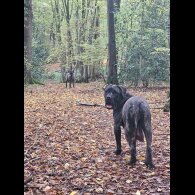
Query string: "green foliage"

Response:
xmin=116 ymin=0 xmax=170 ymax=86
xmin=76 ymin=37 xmax=107 ymax=65
xmin=149 ymin=47 xmax=170 ymax=82
xmin=32 ymin=40 xmax=50 ymax=66
xmin=45 ymin=47 xmax=61 ymax=64
xmin=47 ymin=71 xmax=62 ymax=82
xmin=31 ymin=0 xmax=53 ymax=80
xmin=30 ymin=0 xmax=169 ymax=85
xmin=31 ymin=65 xmax=45 ymax=81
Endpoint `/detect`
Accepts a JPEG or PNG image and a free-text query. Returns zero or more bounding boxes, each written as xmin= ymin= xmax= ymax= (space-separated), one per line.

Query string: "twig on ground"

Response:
xmin=154 ymin=133 xmax=169 ymax=136
xmin=76 ymin=101 xmax=164 ymax=110
xmin=150 ymin=107 xmax=164 ymax=109
xmin=24 ymin=157 xmax=41 ymax=166
xmin=76 ymin=101 xmax=104 ymax=107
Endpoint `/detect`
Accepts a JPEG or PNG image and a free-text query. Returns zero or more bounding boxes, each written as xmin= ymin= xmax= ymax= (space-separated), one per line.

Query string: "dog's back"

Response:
xmin=122 ymin=96 xmax=151 ymax=142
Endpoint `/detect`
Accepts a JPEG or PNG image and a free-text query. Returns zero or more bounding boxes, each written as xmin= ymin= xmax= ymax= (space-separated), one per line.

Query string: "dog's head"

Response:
xmin=66 ymin=70 xmax=74 ymax=79
xmin=103 ymin=84 xmax=127 ymax=110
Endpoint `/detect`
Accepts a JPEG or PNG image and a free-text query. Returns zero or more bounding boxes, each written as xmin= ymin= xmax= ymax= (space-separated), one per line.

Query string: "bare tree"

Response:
xmin=24 ymin=0 xmax=33 ymax=84
xmin=107 ymin=0 xmax=120 ymax=84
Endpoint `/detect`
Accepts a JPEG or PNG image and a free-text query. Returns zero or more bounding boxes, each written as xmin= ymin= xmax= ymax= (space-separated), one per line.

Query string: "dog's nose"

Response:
xmin=106 ymin=96 xmax=111 ymax=100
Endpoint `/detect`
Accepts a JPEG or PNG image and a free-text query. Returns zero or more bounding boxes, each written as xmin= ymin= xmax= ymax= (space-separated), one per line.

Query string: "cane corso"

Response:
xmin=65 ymin=70 xmax=75 ymax=88
xmin=104 ymin=84 xmax=155 ymax=169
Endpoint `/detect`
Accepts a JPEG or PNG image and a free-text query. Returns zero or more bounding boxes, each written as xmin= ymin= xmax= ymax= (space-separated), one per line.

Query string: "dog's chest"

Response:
xmin=113 ymin=110 xmax=124 ymax=127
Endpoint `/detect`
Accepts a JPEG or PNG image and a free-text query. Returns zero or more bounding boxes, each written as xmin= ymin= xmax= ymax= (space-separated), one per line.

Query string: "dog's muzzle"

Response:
xmin=105 ymin=97 xmax=113 ymax=109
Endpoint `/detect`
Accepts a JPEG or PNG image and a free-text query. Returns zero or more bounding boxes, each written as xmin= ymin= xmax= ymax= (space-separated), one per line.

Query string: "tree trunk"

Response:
xmin=91 ymin=65 xmax=95 ymax=81
xmin=54 ymin=0 xmax=62 ymax=44
xmin=24 ymin=0 xmax=33 ymax=84
xmin=80 ymin=63 xmax=84 ymax=82
xmin=62 ymin=0 xmax=73 ymax=70
xmin=163 ymin=91 xmax=170 ymax=112
xmin=66 ymin=24 xmax=73 ymax=69
xmin=84 ymin=65 xmax=89 ymax=83
xmin=50 ymin=0 xmax=56 ymax=46
xmin=75 ymin=0 xmax=79 ymax=73
xmin=107 ymin=0 xmax=119 ymax=85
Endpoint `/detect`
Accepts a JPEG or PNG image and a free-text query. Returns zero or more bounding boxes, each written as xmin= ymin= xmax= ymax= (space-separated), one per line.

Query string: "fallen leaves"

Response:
xmin=43 ymin=186 xmax=52 ymax=192
xmin=136 ymin=190 xmax=141 ymax=195
xmin=126 ymin=179 xmax=133 ymax=184
xmin=69 ymin=191 xmax=78 ymax=195
xmin=24 ymin=82 xmax=170 ymax=194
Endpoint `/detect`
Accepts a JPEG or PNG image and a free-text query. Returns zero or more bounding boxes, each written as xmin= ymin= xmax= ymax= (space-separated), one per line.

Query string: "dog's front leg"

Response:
xmin=114 ymin=125 xmax=122 ymax=155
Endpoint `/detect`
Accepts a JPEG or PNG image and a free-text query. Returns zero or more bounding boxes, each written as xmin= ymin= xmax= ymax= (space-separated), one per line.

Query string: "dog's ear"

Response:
xmin=117 ymin=86 xmax=127 ymax=98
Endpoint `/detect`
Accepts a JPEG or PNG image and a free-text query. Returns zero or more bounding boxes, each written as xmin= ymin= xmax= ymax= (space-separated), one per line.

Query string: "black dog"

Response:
xmin=65 ymin=70 xmax=75 ymax=88
xmin=104 ymin=84 xmax=155 ymax=169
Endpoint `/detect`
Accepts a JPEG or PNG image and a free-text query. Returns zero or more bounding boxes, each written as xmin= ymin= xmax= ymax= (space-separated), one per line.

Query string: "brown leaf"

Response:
xmin=126 ymin=179 xmax=132 ymax=184
xmin=96 ymin=187 xmax=103 ymax=193
xmin=69 ymin=191 xmax=78 ymax=195
xmin=43 ymin=186 xmax=51 ymax=192
xmin=135 ymin=190 xmax=141 ymax=195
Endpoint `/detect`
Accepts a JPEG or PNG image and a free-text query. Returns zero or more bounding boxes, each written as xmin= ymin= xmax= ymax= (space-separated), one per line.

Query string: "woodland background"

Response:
xmin=24 ymin=0 xmax=169 ymax=86
xmin=24 ymin=0 xmax=170 ymax=194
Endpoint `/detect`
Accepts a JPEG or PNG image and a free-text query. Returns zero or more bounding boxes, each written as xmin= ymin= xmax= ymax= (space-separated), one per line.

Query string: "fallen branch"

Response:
xmin=26 ymin=183 xmax=48 ymax=189
xmin=154 ymin=133 xmax=170 ymax=136
xmin=75 ymin=166 xmax=89 ymax=170
xmin=24 ymin=157 xmax=41 ymax=166
xmin=25 ymin=185 xmax=40 ymax=189
xmin=76 ymin=101 xmax=164 ymax=110
xmin=150 ymin=107 xmax=164 ymax=109
xmin=76 ymin=101 xmax=104 ymax=107
xmin=148 ymin=101 xmax=165 ymax=104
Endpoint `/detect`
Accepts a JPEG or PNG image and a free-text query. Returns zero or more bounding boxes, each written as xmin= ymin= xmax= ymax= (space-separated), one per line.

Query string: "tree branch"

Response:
xmin=76 ymin=101 xmax=104 ymax=107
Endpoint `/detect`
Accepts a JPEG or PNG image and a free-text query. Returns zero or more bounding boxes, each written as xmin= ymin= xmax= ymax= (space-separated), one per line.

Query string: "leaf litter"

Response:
xmin=24 ymin=82 xmax=170 ymax=194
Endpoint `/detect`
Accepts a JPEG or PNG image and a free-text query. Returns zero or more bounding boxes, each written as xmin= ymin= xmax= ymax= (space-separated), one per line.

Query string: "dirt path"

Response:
xmin=24 ymin=82 xmax=170 ymax=194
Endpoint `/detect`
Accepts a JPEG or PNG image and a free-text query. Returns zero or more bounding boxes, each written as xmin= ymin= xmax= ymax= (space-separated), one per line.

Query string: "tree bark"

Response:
xmin=107 ymin=0 xmax=119 ymax=84
xmin=51 ymin=0 xmax=62 ymax=45
xmin=163 ymin=91 xmax=170 ymax=112
xmin=24 ymin=0 xmax=33 ymax=84
xmin=84 ymin=65 xmax=89 ymax=83
xmin=62 ymin=0 xmax=73 ymax=70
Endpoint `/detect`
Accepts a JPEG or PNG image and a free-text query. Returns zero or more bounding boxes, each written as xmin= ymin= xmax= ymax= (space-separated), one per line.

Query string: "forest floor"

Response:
xmin=24 ymin=81 xmax=170 ymax=195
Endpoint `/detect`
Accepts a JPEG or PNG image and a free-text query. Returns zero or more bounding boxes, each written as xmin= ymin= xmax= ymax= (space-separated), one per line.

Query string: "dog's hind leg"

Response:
xmin=125 ymin=124 xmax=137 ymax=166
xmin=128 ymin=137 xmax=137 ymax=166
xmin=142 ymin=114 xmax=155 ymax=169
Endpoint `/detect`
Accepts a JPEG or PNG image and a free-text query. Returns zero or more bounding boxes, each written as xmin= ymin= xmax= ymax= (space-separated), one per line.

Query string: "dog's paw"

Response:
xmin=114 ymin=149 xmax=122 ymax=155
xmin=145 ymin=161 xmax=155 ymax=169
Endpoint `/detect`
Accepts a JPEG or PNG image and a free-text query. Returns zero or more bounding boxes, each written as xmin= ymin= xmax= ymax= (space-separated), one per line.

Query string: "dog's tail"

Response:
xmin=134 ymin=103 xmax=139 ymax=129
xmin=130 ymin=103 xmax=144 ymax=142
